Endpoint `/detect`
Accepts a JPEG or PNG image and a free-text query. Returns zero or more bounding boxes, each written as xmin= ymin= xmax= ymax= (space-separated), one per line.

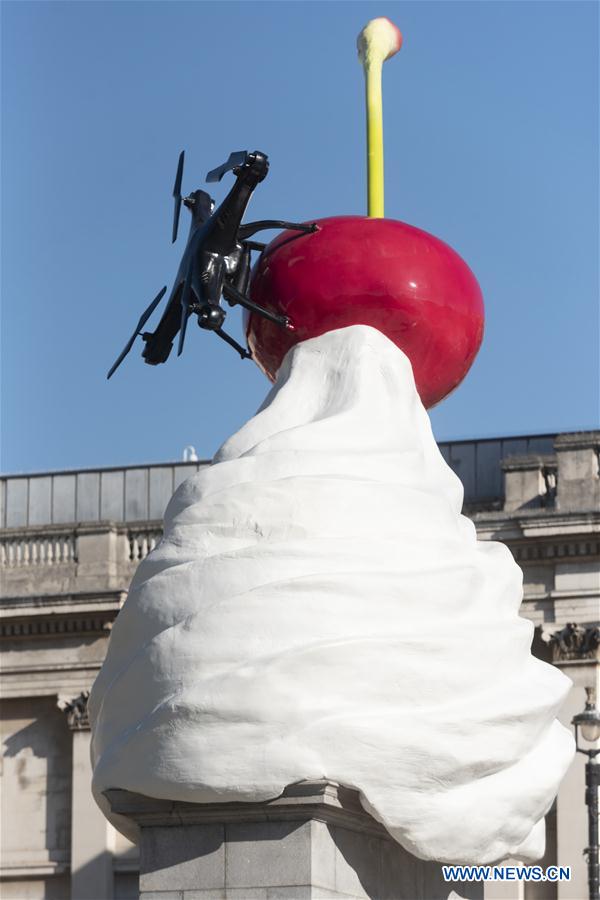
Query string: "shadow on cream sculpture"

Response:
xmin=90 ymin=324 xmax=574 ymax=865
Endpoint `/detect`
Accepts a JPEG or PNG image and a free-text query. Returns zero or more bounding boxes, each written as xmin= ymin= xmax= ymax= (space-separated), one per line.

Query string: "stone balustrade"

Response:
xmin=129 ymin=528 xmax=162 ymax=562
xmin=0 ymin=522 xmax=163 ymax=599
xmin=1 ymin=530 xmax=77 ymax=567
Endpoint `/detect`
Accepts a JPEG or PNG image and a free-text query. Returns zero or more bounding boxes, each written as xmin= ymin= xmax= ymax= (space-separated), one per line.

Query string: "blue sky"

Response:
xmin=2 ymin=1 xmax=598 ymax=473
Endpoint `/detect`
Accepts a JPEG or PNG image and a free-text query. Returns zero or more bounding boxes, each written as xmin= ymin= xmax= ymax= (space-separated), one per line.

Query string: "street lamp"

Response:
xmin=573 ymin=686 xmax=600 ymax=900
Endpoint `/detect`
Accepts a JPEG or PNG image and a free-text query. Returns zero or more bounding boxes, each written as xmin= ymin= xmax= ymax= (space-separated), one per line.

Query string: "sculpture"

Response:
xmin=93 ymin=17 xmax=575 ymax=870
xmin=91 ymin=325 xmax=574 ymax=863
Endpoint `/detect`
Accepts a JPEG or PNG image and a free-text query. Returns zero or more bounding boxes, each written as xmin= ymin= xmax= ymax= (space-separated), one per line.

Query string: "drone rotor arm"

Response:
xmin=237 ymin=220 xmax=317 ymax=241
xmin=222 ymin=282 xmax=291 ymax=329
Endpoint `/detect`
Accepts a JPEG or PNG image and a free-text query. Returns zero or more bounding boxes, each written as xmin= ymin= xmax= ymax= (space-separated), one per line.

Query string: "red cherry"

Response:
xmin=246 ymin=216 xmax=484 ymax=408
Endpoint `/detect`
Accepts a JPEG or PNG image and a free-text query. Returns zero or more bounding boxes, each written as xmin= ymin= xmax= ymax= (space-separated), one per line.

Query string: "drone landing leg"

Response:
xmin=223 ymin=283 xmax=291 ymax=329
xmin=215 ymin=328 xmax=252 ymax=360
xmin=242 ymin=240 xmax=267 ymax=252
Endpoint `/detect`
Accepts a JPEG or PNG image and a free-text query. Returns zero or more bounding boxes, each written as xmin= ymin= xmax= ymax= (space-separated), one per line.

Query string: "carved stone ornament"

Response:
xmin=58 ymin=691 xmax=90 ymax=730
xmin=547 ymin=623 xmax=600 ymax=663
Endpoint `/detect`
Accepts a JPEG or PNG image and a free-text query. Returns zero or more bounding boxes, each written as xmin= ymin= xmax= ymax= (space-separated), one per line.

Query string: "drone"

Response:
xmin=107 ymin=150 xmax=316 ymax=379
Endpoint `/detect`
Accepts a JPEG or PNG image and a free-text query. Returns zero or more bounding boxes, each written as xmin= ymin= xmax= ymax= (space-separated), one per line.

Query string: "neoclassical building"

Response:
xmin=1 ymin=431 xmax=598 ymax=900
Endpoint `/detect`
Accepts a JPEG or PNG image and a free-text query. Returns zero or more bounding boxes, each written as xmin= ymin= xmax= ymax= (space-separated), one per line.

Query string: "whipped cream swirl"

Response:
xmin=90 ymin=325 xmax=574 ymax=864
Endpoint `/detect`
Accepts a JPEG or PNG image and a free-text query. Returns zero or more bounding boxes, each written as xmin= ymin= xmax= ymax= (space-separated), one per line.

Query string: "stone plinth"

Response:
xmin=105 ymin=781 xmax=481 ymax=900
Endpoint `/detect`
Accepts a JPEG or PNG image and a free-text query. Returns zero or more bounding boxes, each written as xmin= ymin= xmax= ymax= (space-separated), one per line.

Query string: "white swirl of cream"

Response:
xmin=90 ymin=325 xmax=573 ymax=864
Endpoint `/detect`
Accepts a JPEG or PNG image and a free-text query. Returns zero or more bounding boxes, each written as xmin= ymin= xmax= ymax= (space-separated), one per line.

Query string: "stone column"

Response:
xmin=105 ymin=780 xmax=482 ymax=900
xmin=545 ymin=624 xmax=600 ymax=900
xmin=59 ymin=692 xmax=115 ymax=900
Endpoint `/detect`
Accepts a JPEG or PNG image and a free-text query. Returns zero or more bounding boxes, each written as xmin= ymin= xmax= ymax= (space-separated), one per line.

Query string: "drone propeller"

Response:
xmin=206 ymin=151 xmax=248 ymax=183
xmin=107 ymin=286 xmax=167 ymax=380
xmin=172 ymin=150 xmax=185 ymax=243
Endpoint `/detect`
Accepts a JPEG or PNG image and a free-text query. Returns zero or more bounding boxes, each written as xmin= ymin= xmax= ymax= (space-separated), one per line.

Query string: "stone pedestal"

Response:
xmin=105 ymin=781 xmax=482 ymax=900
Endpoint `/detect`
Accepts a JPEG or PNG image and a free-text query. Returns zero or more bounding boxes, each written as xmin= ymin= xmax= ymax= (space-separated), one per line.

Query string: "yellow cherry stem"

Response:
xmin=357 ymin=17 xmax=402 ymax=218
xmin=364 ymin=58 xmax=385 ymax=218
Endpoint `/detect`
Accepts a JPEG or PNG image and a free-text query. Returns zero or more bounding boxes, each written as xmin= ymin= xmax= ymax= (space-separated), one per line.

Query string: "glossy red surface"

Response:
xmin=246 ymin=216 xmax=484 ymax=408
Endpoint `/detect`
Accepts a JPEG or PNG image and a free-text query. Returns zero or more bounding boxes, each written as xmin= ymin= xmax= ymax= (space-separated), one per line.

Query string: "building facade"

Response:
xmin=1 ymin=432 xmax=599 ymax=900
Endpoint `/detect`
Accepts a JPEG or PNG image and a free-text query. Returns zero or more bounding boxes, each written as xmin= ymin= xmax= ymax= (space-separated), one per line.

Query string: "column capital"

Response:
xmin=58 ymin=690 xmax=90 ymax=731
xmin=545 ymin=623 xmax=600 ymax=664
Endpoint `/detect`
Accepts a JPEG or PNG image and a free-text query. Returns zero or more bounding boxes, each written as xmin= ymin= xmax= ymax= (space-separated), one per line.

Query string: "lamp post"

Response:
xmin=573 ymin=686 xmax=600 ymax=900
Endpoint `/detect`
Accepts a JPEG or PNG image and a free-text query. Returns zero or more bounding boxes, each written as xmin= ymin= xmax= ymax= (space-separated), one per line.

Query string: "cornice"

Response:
xmin=0 ymin=613 xmax=115 ymax=639
xmin=554 ymin=431 xmax=600 ymax=451
xmin=508 ymin=537 xmax=600 ymax=564
xmin=473 ymin=510 xmax=600 ymax=544
xmin=473 ymin=508 xmax=600 ymax=528
xmin=0 ymin=591 xmax=124 ymax=639
xmin=1 ymin=660 xmax=102 ymax=676
xmin=0 ymin=861 xmax=69 ymax=878
xmin=501 ymin=455 xmax=557 ymax=472
xmin=522 ymin=588 xmax=599 ymax=609
xmin=104 ymin=780 xmax=390 ymax=839
xmin=0 ymin=661 xmax=100 ymax=699
xmin=1 ymin=520 xmax=163 ymax=538
xmin=0 ymin=589 xmax=127 ymax=611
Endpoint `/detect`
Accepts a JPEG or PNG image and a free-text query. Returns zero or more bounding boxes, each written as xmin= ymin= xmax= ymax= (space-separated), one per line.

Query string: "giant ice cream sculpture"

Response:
xmin=91 ymin=19 xmax=574 ymax=866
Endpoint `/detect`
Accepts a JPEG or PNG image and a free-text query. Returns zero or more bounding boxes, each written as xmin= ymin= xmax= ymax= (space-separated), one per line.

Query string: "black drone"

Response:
xmin=107 ymin=150 xmax=316 ymax=379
